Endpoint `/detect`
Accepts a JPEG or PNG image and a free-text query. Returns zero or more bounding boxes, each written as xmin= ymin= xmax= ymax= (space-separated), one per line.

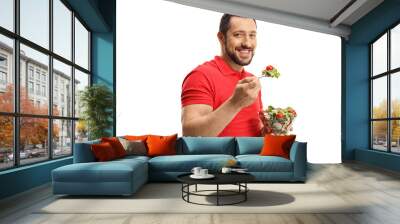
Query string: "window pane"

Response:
xmin=74 ymin=69 xmax=89 ymax=118
xmin=53 ymin=119 xmax=72 ymax=157
xmin=75 ymin=120 xmax=88 ymax=143
xmin=372 ymin=33 xmax=387 ymax=76
xmin=392 ymin=24 xmax=400 ymax=70
xmin=372 ymin=77 xmax=387 ymax=119
xmin=20 ymin=44 xmax=49 ymax=115
xmin=20 ymin=0 xmax=49 ymax=49
xmin=53 ymin=0 xmax=72 ymax=60
xmin=391 ymin=120 xmax=400 ymax=153
xmin=391 ymin=72 xmax=400 ymax=118
xmin=75 ymin=18 xmax=89 ymax=69
xmin=372 ymin=121 xmax=388 ymax=151
xmin=0 ymin=116 xmax=13 ymax=170
xmin=53 ymin=59 xmax=72 ymax=117
xmin=0 ymin=34 xmax=14 ymax=112
xmin=20 ymin=117 xmax=49 ymax=165
xmin=0 ymin=0 xmax=13 ymax=31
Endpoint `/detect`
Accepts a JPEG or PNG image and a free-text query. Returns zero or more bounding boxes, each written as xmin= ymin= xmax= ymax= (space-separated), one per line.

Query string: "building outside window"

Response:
xmin=36 ymin=83 xmax=40 ymax=95
xmin=42 ymin=85 xmax=46 ymax=97
xmin=0 ymin=54 xmax=6 ymax=67
xmin=0 ymin=54 xmax=7 ymax=90
xmin=41 ymin=73 xmax=46 ymax=83
xmin=0 ymin=71 xmax=6 ymax=84
xmin=35 ymin=70 xmax=40 ymax=81
xmin=28 ymin=68 xmax=34 ymax=80
xmin=28 ymin=81 xmax=34 ymax=94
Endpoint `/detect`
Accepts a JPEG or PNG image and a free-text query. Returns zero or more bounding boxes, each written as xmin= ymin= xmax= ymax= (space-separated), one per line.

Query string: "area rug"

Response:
xmin=37 ymin=183 xmax=362 ymax=214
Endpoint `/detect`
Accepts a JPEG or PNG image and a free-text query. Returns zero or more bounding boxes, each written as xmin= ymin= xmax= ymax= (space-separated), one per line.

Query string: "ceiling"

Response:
xmin=165 ymin=0 xmax=384 ymax=39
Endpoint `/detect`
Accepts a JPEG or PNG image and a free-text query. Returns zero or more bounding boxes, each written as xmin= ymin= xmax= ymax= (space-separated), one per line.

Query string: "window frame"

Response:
xmin=0 ymin=0 xmax=92 ymax=171
xmin=370 ymin=20 xmax=400 ymax=154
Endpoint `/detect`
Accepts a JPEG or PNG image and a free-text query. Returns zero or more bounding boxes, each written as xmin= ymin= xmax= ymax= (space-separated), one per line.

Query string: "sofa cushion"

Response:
xmin=236 ymin=155 xmax=293 ymax=172
xmin=101 ymin=137 xmax=127 ymax=158
xmin=260 ymin=134 xmax=296 ymax=159
xmin=118 ymin=138 xmax=148 ymax=156
xmin=115 ymin=155 xmax=150 ymax=163
xmin=148 ymin=154 xmax=235 ymax=172
xmin=124 ymin=135 xmax=149 ymax=141
xmin=90 ymin=142 xmax=118 ymax=161
xmin=236 ymin=137 xmax=264 ymax=155
xmin=147 ymin=134 xmax=177 ymax=157
xmin=179 ymin=137 xmax=235 ymax=155
xmin=52 ymin=159 xmax=147 ymax=183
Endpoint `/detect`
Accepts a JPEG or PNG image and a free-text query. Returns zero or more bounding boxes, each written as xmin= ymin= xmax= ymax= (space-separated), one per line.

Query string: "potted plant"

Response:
xmin=79 ymin=84 xmax=114 ymax=140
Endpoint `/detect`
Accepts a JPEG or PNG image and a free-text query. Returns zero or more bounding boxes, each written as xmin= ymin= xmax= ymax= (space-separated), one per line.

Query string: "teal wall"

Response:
xmin=92 ymin=32 xmax=114 ymax=135
xmin=0 ymin=158 xmax=72 ymax=199
xmin=91 ymin=0 xmax=116 ymax=135
xmin=343 ymin=0 xmax=400 ymax=171
xmin=0 ymin=0 xmax=116 ymax=200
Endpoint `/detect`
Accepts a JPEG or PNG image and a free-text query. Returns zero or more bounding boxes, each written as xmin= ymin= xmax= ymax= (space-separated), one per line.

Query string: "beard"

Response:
xmin=225 ymin=41 xmax=255 ymax=66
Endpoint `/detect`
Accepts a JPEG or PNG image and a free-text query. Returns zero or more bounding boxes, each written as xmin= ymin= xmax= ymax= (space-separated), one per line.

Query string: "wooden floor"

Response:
xmin=1 ymin=162 xmax=400 ymax=224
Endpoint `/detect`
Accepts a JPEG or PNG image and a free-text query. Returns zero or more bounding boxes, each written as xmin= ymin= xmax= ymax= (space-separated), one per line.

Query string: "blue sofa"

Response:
xmin=52 ymin=137 xmax=307 ymax=196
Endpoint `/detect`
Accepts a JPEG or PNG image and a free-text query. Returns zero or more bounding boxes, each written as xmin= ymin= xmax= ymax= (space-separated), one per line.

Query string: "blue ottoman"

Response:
xmin=52 ymin=157 xmax=148 ymax=196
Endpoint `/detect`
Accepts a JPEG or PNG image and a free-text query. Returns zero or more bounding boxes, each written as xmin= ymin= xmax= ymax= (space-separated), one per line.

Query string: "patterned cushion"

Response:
xmin=118 ymin=137 xmax=147 ymax=156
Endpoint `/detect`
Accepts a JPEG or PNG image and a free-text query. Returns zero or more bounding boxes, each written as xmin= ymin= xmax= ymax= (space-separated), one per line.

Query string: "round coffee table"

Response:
xmin=177 ymin=172 xmax=255 ymax=206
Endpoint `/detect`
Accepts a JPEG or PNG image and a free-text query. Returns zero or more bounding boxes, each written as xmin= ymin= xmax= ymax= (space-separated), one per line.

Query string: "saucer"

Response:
xmin=190 ymin=174 xmax=215 ymax=179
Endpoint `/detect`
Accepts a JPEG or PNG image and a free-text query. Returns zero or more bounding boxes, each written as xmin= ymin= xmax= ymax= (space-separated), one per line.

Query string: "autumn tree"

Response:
xmin=0 ymin=85 xmax=14 ymax=150
xmin=0 ymin=84 xmax=60 ymax=152
xmin=372 ymin=99 xmax=400 ymax=142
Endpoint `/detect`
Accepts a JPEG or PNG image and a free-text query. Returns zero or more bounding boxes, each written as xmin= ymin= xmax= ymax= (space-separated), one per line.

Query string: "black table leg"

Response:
xmin=217 ymin=184 xmax=219 ymax=206
xmin=187 ymin=184 xmax=190 ymax=202
xmin=181 ymin=184 xmax=183 ymax=199
xmin=195 ymin=184 xmax=197 ymax=192
xmin=245 ymin=183 xmax=247 ymax=201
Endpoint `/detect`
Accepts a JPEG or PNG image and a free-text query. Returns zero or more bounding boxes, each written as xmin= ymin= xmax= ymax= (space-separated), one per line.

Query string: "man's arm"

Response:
xmin=182 ymin=76 xmax=261 ymax=136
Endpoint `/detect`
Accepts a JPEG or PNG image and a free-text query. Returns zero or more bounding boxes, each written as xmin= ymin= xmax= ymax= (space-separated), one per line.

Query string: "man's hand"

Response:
xmin=228 ymin=76 xmax=261 ymax=109
xmin=181 ymin=76 xmax=261 ymax=137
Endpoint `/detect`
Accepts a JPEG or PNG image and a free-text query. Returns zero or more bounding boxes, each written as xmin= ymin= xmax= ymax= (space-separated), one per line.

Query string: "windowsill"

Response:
xmin=0 ymin=156 xmax=72 ymax=175
xmin=355 ymin=148 xmax=400 ymax=172
xmin=358 ymin=148 xmax=400 ymax=156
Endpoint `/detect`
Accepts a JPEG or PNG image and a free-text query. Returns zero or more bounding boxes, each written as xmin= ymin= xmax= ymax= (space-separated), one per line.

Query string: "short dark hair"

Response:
xmin=219 ymin=14 xmax=257 ymax=36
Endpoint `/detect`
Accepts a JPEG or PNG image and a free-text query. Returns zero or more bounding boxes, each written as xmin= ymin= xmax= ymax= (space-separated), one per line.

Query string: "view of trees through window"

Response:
xmin=371 ymin=23 xmax=400 ymax=153
xmin=0 ymin=0 xmax=90 ymax=170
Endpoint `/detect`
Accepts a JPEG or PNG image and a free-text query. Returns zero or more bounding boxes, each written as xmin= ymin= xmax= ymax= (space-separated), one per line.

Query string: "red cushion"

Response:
xmin=260 ymin=134 xmax=296 ymax=159
xmin=146 ymin=134 xmax=177 ymax=157
xmin=91 ymin=142 xmax=117 ymax=161
xmin=101 ymin=137 xmax=127 ymax=158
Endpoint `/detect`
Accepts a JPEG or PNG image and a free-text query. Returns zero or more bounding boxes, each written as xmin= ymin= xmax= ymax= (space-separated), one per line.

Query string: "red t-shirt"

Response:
xmin=181 ymin=56 xmax=263 ymax=137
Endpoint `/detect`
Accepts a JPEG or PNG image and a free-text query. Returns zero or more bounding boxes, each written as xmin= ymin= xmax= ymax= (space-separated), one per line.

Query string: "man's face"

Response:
xmin=223 ymin=17 xmax=257 ymax=66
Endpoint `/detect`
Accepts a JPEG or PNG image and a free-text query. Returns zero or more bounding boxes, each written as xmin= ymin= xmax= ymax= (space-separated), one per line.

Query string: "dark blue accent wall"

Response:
xmin=343 ymin=0 xmax=400 ymax=171
xmin=0 ymin=0 xmax=116 ymax=200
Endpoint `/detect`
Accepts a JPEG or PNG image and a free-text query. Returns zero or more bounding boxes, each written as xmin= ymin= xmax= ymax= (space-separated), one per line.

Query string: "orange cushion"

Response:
xmin=91 ymin=142 xmax=117 ymax=161
xmin=146 ymin=134 xmax=177 ymax=157
xmin=124 ymin=135 xmax=149 ymax=141
xmin=260 ymin=134 xmax=296 ymax=159
xmin=101 ymin=137 xmax=127 ymax=158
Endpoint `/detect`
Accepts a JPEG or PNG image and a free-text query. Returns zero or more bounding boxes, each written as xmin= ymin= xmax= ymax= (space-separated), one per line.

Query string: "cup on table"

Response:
xmin=221 ymin=167 xmax=232 ymax=174
xmin=191 ymin=167 xmax=202 ymax=176
xmin=199 ymin=169 xmax=208 ymax=176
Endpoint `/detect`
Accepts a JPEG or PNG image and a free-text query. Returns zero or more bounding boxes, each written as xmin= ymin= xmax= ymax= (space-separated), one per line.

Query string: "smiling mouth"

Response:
xmin=237 ymin=49 xmax=252 ymax=58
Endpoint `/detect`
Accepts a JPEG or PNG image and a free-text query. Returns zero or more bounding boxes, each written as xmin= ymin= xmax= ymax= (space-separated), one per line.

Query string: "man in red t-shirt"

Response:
xmin=181 ymin=14 xmax=263 ymax=137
